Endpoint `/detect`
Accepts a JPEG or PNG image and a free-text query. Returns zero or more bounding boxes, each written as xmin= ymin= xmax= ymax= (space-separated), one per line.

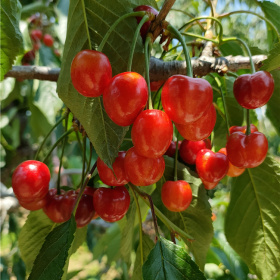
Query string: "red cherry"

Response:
xmin=161 ymin=75 xmax=213 ymax=124
xmin=93 ymin=186 xmax=130 ymax=222
xmin=18 ymin=197 xmax=47 ymax=211
xmin=226 ymin=131 xmax=268 ymax=168
xmin=175 ymin=104 xmax=216 ymax=141
xmin=165 ymin=141 xmax=182 ymax=157
xmin=97 ymin=151 xmax=129 ymax=186
xmin=150 ymin=80 xmax=165 ymax=92
xmin=196 ymin=149 xmax=229 ymax=183
xmin=229 ymin=124 xmax=258 ymax=135
xmin=103 ymin=72 xmax=148 ymax=126
xmin=133 ymin=5 xmax=158 ymax=40
xmin=30 ymin=29 xmax=42 ymax=41
xmin=218 ymin=148 xmax=245 ymax=177
xmin=161 ymin=180 xmax=192 ymax=212
xmin=80 ymin=186 xmax=97 ymax=196
xmin=12 ymin=160 xmax=50 ymax=203
xmin=179 ymin=139 xmax=211 ymax=165
xmin=124 ymin=147 xmax=165 ymax=186
xmin=71 ymin=50 xmax=112 ymax=98
xmin=75 ymin=194 xmax=95 ymax=228
xmin=233 ymin=71 xmax=274 ymax=109
xmin=131 ymin=109 xmax=173 ymax=158
xmin=43 ymin=34 xmax=54 ymax=47
xmin=202 ymin=179 xmax=219 ymax=190
xmin=21 ymin=50 xmax=36 ymax=65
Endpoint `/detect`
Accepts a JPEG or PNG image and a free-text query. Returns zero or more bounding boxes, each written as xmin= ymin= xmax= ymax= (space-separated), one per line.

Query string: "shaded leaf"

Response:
xmin=225 ymin=155 xmax=280 ymax=280
xmin=142 ymin=237 xmax=206 ymax=280
xmin=261 ymin=43 xmax=280 ymax=72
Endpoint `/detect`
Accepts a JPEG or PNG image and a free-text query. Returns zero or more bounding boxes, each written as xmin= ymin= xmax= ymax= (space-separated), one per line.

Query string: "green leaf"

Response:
xmin=259 ymin=1 xmax=280 ymax=32
xmin=142 ymin=237 xmax=206 ymax=280
xmin=0 ymin=0 xmax=24 ymax=80
xmin=225 ymin=155 xmax=280 ymax=280
xmin=18 ymin=210 xmax=54 ymax=272
xmin=152 ymin=157 xmax=213 ymax=270
xmin=28 ymin=216 xmax=76 ymax=280
xmin=57 ymin=0 xmax=157 ymax=167
xmin=261 ymin=43 xmax=280 ymax=72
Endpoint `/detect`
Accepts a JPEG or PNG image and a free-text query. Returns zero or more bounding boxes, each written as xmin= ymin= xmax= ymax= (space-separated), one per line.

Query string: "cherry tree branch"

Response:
xmin=4 ymin=54 xmax=267 ymax=82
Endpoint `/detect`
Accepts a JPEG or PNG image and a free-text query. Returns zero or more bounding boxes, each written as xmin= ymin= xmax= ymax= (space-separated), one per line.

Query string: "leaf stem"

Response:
xmin=127 ymin=14 xmax=149 ymax=72
xmin=98 ymin=11 xmax=146 ymax=52
xmin=144 ymin=35 xmax=153 ymax=110
xmin=81 ymin=0 xmax=92 ymax=50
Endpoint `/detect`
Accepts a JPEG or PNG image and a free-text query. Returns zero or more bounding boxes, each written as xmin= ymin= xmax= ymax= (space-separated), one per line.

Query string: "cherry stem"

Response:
xmin=81 ymin=0 xmax=92 ymax=50
xmin=246 ymin=109 xmax=251 ymax=136
xmin=73 ymin=162 xmax=97 ymax=216
xmin=174 ymin=131 xmax=180 ymax=181
xmin=35 ymin=114 xmax=66 ymax=160
xmin=218 ymin=10 xmax=280 ymax=42
xmin=85 ymin=142 xmax=93 ymax=176
xmin=56 ymin=111 xmax=70 ymax=194
xmin=167 ymin=24 xmax=193 ymax=77
xmin=129 ymin=184 xmax=194 ymax=241
xmin=181 ymin=32 xmax=218 ymax=44
xmin=98 ymin=11 xmax=146 ymax=52
xmin=42 ymin=128 xmax=74 ymax=164
xmin=127 ymin=14 xmax=150 ymax=72
xmin=128 ymin=184 xmax=144 ymax=266
xmin=144 ymin=35 xmax=153 ymax=110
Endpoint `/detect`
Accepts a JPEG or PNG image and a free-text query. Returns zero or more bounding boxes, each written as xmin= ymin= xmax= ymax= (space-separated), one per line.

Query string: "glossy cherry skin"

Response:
xmin=150 ymin=80 xmax=165 ymax=92
xmin=12 ymin=160 xmax=50 ymax=203
xmin=75 ymin=194 xmax=95 ymax=228
xmin=179 ymin=139 xmax=211 ymax=165
xmin=229 ymin=124 xmax=258 ymax=135
xmin=71 ymin=50 xmax=112 ymax=98
xmin=97 ymin=151 xmax=129 ymax=186
xmin=133 ymin=5 xmax=158 ymax=40
xmin=161 ymin=180 xmax=192 ymax=212
xmin=43 ymin=34 xmax=54 ymax=47
xmin=162 ymin=75 xmax=213 ymax=124
xmin=201 ymin=179 xmax=219 ymax=190
xmin=196 ymin=149 xmax=229 ymax=183
xmin=124 ymin=147 xmax=165 ymax=186
xmin=165 ymin=141 xmax=182 ymax=157
xmin=93 ymin=186 xmax=130 ymax=222
xmin=131 ymin=109 xmax=173 ymax=158
xmin=18 ymin=196 xmax=47 ymax=211
xmin=21 ymin=50 xmax=35 ymax=65
xmin=233 ymin=71 xmax=274 ymax=109
xmin=103 ymin=72 xmax=148 ymax=126
xmin=30 ymin=29 xmax=42 ymax=41
xmin=226 ymin=131 xmax=268 ymax=168
xmin=218 ymin=148 xmax=245 ymax=177
xmin=175 ymin=104 xmax=216 ymax=141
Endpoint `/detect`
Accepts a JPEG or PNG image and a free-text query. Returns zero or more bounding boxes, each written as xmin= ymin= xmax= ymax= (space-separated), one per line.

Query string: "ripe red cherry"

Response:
xmin=93 ymin=186 xmax=130 ymax=222
xmin=18 ymin=197 xmax=47 ymax=211
xmin=229 ymin=124 xmax=258 ymax=135
xmin=124 ymin=147 xmax=165 ymax=186
xmin=179 ymin=139 xmax=211 ymax=165
xmin=226 ymin=131 xmax=268 ymax=168
xmin=103 ymin=72 xmax=148 ymax=126
xmin=196 ymin=149 xmax=229 ymax=183
xmin=218 ymin=148 xmax=245 ymax=177
xmin=201 ymin=179 xmax=219 ymax=190
xmin=165 ymin=141 xmax=182 ymax=157
xmin=97 ymin=151 xmax=129 ymax=186
xmin=150 ymin=80 xmax=165 ymax=92
xmin=161 ymin=180 xmax=192 ymax=212
xmin=12 ymin=160 xmax=50 ymax=203
xmin=175 ymin=104 xmax=216 ymax=141
xmin=71 ymin=50 xmax=112 ymax=98
xmin=43 ymin=34 xmax=54 ymax=47
xmin=233 ymin=71 xmax=274 ymax=109
xmin=133 ymin=5 xmax=158 ymax=40
xmin=30 ymin=29 xmax=42 ymax=41
xmin=75 ymin=194 xmax=95 ymax=228
xmin=131 ymin=109 xmax=173 ymax=158
xmin=161 ymin=75 xmax=213 ymax=124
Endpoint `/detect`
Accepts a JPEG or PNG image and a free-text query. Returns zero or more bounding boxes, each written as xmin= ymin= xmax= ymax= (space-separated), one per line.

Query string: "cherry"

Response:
xmin=226 ymin=131 xmax=268 ymax=168
xmin=133 ymin=5 xmax=158 ymax=40
xmin=12 ymin=160 xmax=50 ymax=203
xmin=233 ymin=71 xmax=274 ymax=109
xmin=161 ymin=180 xmax=192 ymax=212
xmin=150 ymin=80 xmax=165 ymax=92
xmin=196 ymin=149 xmax=229 ymax=183
xmin=175 ymin=104 xmax=216 ymax=141
xmin=218 ymin=148 xmax=245 ymax=177
xmin=229 ymin=124 xmax=258 ymax=135
xmin=30 ymin=29 xmax=42 ymax=41
xmin=165 ymin=141 xmax=182 ymax=157
xmin=75 ymin=194 xmax=95 ymax=228
xmin=18 ymin=197 xmax=47 ymax=211
xmin=97 ymin=151 xmax=129 ymax=186
xmin=93 ymin=186 xmax=130 ymax=222
xmin=71 ymin=50 xmax=112 ymax=98
xmin=201 ymin=179 xmax=219 ymax=190
xmin=124 ymin=147 xmax=165 ymax=186
xmin=179 ymin=139 xmax=211 ymax=165
xmin=43 ymin=34 xmax=54 ymax=47
xmin=21 ymin=50 xmax=35 ymax=65
xmin=103 ymin=72 xmax=148 ymax=126
xmin=131 ymin=109 xmax=173 ymax=158
xmin=161 ymin=75 xmax=213 ymax=124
